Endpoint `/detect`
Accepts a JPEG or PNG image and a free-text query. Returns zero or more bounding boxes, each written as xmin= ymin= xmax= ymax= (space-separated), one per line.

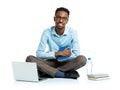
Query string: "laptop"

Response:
xmin=12 ymin=62 xmax=45 ymax=82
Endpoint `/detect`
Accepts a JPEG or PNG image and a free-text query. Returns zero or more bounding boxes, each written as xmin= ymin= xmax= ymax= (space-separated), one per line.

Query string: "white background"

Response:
xmin=0 ymin=0 xmax=120 ymax=90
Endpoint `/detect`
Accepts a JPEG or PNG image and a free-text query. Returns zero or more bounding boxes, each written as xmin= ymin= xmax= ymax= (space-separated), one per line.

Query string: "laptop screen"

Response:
xmin=12 ymin=62 xmax=39 ymax=82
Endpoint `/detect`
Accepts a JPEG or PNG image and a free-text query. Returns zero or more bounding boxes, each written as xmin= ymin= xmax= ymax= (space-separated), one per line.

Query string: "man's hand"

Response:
xmin=55 ymin=48 xmax=71 ymax=57
xmin=61 ymin=48 xmax=71 ymax=56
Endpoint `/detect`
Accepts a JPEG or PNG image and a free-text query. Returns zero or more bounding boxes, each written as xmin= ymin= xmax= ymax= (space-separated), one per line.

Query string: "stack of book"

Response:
xmin=87 ymin=73 xmax=109 ymax=81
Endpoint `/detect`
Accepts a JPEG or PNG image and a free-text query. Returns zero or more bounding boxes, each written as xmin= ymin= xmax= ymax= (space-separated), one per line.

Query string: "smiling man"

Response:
xmin=26 ymin=7 xmax=87 ymax=79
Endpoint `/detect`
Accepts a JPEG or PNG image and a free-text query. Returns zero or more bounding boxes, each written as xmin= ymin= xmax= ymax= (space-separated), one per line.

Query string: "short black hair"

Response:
xmin=55 ymin=7 xmax=70 ymax=16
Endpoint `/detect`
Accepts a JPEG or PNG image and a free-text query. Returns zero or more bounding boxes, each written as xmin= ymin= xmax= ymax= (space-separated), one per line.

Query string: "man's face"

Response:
xmin=54 ymin=11 xmax=69 ymax=30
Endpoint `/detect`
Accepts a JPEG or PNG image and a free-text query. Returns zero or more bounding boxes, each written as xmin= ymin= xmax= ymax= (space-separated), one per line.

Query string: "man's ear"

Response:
xmin=66 ymin=19 xmax=69 ymax=23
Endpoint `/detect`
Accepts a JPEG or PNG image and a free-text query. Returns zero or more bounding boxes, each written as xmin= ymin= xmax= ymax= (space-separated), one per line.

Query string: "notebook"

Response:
xmin=87 ymin=73 xmax=110 ymax=81
xmin=12 ymin=62 xmax=45 ymax=82
xmin=57 ymin=46 xmax=70 ymax=61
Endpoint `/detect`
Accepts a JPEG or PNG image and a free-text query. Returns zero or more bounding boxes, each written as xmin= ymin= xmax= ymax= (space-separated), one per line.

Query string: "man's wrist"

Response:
xmin=55 ymin=52 xmax=63 ymax=57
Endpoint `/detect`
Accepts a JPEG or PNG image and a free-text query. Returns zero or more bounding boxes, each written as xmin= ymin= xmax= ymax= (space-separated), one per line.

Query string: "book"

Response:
xmin=87 ymin=73 xmax=110 ymax=81
xmin=57 ymin=46 xmax=70 ymax=61
xmin=88 ymin=77 xmax=109 ymax=81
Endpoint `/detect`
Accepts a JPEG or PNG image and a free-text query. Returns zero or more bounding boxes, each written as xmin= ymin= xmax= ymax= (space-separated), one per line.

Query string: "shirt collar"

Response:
xmin=51 ymin=26 xmax=68 ymax=36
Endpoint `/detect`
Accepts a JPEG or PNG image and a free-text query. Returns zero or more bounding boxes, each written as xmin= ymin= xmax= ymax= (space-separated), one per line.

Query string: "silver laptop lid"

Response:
xmin=12 ymin=62 xmax=39 ymax=82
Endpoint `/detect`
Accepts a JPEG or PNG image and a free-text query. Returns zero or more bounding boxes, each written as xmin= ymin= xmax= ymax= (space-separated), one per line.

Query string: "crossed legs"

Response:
xmin=26 ymin=55 xmax=87 ymax=77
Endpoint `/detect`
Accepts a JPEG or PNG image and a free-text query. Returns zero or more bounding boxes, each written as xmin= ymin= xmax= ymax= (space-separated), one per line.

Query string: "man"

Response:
xmin=26 ymin=7 xmax=87 ymax=79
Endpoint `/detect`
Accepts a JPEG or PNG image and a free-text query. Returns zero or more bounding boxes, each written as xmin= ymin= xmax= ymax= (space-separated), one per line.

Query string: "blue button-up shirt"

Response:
xmin=36 ymin=26 xmax=80 ymax=60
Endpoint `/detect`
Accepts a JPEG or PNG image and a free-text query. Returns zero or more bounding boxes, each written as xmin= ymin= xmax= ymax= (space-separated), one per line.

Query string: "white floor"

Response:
xmin=0 ymin=62 xmax=119 ymax=90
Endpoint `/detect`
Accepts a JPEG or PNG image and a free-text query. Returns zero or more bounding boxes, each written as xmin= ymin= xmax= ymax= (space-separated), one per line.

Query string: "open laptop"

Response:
xmin=12 ymin=62 xmax=45 ymax=82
